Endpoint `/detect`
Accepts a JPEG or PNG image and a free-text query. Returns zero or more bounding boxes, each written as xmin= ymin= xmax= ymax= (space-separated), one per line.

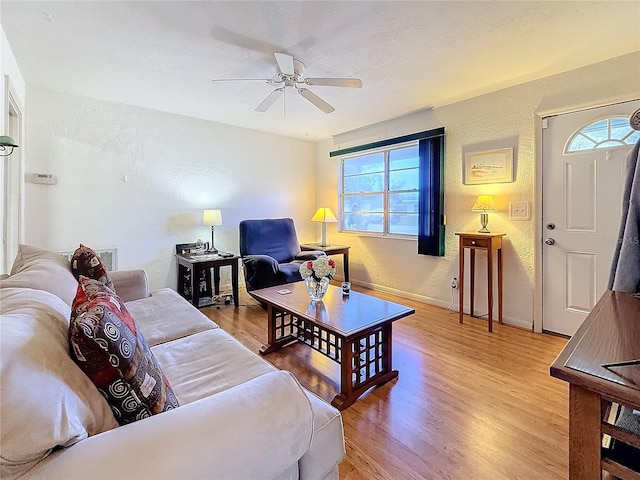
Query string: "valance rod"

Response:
xmin=329 ymin=127 xmax=444 ymax=158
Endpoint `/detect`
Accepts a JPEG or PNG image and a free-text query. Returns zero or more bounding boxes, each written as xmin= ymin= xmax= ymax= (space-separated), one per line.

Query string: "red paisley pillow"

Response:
xmin=70 ymin=244 xmax=115 ymax=292
xmin=69 ymin=277 xmax=179 ymax=425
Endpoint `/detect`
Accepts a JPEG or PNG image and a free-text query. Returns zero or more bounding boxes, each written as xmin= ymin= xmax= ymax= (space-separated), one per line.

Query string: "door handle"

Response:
xmin=545 ymin=238 xmax=556 ymax=246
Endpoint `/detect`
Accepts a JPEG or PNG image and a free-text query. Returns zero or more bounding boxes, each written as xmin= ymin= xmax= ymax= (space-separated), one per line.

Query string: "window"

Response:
xmin=565 ymin=116 xmax=640 ymax=153
xmin=332 ymin=128 xmax=445 ymax=256
xmin=341 ymin=143 xmax=420 ymax=236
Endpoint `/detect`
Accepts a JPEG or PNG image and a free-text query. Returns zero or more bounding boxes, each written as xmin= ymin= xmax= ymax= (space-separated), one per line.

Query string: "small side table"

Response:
xmin=455 ymin=232 xmax=506 ymax=332
xmin=300 ymin=244 xmax=351 ymax=282
xmin=175 ymin=252 xmax=240 ymax=308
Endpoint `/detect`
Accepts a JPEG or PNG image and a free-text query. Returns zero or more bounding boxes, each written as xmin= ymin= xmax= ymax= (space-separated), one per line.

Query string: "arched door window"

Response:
xmin=565 ymin=116 xmax=640 ymax=153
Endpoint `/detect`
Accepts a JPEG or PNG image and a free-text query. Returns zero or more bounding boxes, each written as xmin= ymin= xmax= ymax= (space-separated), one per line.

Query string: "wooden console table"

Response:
xmin=455 ymin=232 xmax=505 ymax=332
xmin=550 ymin=290 xmax=640 ymax=479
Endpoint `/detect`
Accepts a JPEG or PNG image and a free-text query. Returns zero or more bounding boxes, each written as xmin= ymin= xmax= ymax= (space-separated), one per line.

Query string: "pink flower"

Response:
xmin=328 ymin=259 xmax=336 ymax=268
xmin=306 ymin=261 xmax=313 ymax=269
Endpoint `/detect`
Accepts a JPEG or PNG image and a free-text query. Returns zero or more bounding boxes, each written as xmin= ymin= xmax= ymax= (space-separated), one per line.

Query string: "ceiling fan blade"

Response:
xmin=211 ymin=78 xmax=274 ymax=83
xmin=304 ymin=78 xmax=362 ymax=88
xmin=255 ymin=88 xmax=284 ymax=112
xmin=298 ymin=88 xmax=335 ymax=114
xmin=274 ymin=53 xmax=295 ymax=76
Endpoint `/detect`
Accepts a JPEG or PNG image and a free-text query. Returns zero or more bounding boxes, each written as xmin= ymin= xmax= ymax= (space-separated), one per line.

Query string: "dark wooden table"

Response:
xmin=251 ymin=282 xmax=415 ymax=410
xmin=300 ymin=243 xmax=350 ymax=282
xmin=175 ymin=253 xmax=240 ymax=308
xmin=550 ymin=290 xmax=640 ymax=479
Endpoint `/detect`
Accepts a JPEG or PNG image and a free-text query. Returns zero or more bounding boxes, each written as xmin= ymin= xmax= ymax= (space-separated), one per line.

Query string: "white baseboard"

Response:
xmin=349 ymin=279 xmax=533 ymax=331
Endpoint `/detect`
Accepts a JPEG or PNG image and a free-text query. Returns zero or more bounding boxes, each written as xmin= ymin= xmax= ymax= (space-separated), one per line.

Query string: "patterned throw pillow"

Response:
xmin=69 ymin=277 xmax=179 ymax=425
xmin=70 ymin=275 xmax=115 ymax=320
xmin=70 ymin=244 xmax=115 ymax=292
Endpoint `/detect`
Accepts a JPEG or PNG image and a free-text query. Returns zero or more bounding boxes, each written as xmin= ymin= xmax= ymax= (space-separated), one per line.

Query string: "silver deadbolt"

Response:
xmin=546 ymin=223 xmax=556 ymax=230
xmin=545 ymin=238 xmax=556 ymax=246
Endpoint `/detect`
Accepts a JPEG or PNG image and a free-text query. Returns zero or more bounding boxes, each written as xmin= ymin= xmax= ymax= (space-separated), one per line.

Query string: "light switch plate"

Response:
xmin=509 ymin=201 xmax=530 ymax=220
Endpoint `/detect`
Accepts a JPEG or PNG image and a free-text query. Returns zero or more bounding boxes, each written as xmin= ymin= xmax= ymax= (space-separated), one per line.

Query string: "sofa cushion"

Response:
xmin=69 ymin=278 xmax=179 ymax=425
xmin=70 ymin=244 xmax=115 ymax=292
xmin=152 ymin=327 xmax=346 ymax=478
xmin=21 ymin=371 xmax=315 ymax=480
xmin=125 ymin=288 xmax=217 ymax=347
xmin=0 ymin=287 xmax=118 ymax=480
xmin=1 ymin=244 xmax=78 ymax=306
xmin=151 ymin=328 xmax=276 ymax=405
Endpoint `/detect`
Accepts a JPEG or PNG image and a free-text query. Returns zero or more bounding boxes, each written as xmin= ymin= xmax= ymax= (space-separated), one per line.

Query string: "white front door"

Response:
xmin=542 ymin=100 xmax=640 ymax=336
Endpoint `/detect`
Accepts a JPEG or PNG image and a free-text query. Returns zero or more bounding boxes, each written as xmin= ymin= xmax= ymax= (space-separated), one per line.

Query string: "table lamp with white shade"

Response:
xmin=311 ymin=207 xmax=338 ymax=247
xmin=202 ymin=209 xmax=222 ymax=253
xmin=471 ymin=196 xmax=498 ymax=233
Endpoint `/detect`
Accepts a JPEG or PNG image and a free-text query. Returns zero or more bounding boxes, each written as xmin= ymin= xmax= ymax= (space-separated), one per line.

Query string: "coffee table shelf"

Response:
xmin=252 ymin=282 xmax=415 ymax=410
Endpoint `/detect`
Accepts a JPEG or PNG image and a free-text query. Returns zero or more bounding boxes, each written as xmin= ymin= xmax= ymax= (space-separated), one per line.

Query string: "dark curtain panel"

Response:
xmin=418 ymin=135 xmax=445 ymax=256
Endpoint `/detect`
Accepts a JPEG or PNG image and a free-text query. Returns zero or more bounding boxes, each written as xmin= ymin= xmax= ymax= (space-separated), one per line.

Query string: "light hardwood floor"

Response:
xmin=203 ymin=286 xmax=569 ymax=480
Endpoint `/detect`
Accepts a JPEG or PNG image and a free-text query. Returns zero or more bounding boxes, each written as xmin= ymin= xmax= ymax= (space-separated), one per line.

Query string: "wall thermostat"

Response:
xmin=32 ymin=173 xmax=57 ymax=185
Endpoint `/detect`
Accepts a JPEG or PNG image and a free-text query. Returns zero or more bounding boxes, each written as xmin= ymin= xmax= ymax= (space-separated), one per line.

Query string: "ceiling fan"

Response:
xmin=211 ymin=53 xmax=362 ymax=114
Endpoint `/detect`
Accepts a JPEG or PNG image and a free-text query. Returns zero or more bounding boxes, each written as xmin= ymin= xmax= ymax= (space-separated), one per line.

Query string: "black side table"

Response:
xmin=175 ymin=245 xmax=240 ymax=308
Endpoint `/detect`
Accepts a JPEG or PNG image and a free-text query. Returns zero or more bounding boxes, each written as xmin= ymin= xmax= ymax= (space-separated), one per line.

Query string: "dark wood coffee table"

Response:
xmin=251 ymin=282 xmax=415 ymax=410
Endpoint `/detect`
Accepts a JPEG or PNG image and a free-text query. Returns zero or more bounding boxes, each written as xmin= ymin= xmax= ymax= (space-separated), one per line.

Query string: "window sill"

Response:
xmin=339 ymin=231 xmax=417 ymax=241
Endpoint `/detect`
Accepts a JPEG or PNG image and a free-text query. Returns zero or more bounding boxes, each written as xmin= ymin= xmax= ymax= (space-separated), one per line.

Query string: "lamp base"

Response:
xmin=478 ymin=213 xmax=490 ymax=233
xmin=319 ymin=223 xmax=329 ymax=248
xmin=208 ymin=226 xmax=218 ymax=254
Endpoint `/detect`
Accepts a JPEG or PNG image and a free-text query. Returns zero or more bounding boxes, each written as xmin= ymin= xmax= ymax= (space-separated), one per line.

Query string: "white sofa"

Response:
xmin=0 ymin=245 xmax=345 ymax=479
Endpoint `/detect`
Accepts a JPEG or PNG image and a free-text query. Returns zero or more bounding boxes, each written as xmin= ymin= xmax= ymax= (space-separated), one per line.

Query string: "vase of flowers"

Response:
xmin=299 ymin=256 xmax=336 ymax=302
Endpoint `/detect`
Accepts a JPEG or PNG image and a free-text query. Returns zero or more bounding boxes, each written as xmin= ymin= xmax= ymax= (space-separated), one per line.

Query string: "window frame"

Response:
xmin=339 ymin=141 xmax=420 ymax=238
xmin=331 ymin=127 xmax=445 ymax=256
xmin=564 ymin=115 xmax=640 ymax=154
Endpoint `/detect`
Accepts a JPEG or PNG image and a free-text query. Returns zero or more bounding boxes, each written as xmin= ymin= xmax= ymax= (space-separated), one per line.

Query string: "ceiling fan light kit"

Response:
xmin=212 ymin=52 xmax=362 ymax=114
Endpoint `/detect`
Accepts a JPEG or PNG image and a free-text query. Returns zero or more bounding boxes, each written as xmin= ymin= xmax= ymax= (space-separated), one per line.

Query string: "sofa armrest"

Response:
xmin=24 ymin=371 xmax=313 ymax=480
xmin=109 ymin=269 xmax=150 ymax=302
xmin=242 ymin=254 xmax=281 ymax=291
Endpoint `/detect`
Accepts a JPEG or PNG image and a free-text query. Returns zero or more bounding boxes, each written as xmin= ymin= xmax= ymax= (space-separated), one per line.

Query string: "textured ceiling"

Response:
xmin=1 ymin=1 xmax=639 ymax=141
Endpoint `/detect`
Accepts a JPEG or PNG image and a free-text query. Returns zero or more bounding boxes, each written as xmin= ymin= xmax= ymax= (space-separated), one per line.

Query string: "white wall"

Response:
xmin=315 ymin=52 xmax=640 ymax=329
xmin=14 ymin=45 xmax=640 ymax=327
xmin=0 ymin=27 xmax=26 ymax=110
xmin=24 ymin=88 xmax=317 ymax=290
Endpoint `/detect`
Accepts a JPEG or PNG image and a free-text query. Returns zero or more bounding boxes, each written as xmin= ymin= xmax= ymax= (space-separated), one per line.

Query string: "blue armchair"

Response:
xmin=239 ymin=218 xmax=324 ymax=294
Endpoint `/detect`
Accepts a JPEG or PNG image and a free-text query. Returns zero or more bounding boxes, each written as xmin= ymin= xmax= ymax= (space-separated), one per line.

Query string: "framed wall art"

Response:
xmin=463 ymin=147 xmax=514 ymax=185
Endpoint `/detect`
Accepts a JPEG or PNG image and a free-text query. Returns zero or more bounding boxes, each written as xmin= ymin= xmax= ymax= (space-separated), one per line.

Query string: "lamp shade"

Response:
xmin=471 ymin=196 xmax=498 ymax=212
xmin=311 ymin=207 xmax=338 ymax=223
xmin=202 ymin=209 xmax=223 ymax=226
